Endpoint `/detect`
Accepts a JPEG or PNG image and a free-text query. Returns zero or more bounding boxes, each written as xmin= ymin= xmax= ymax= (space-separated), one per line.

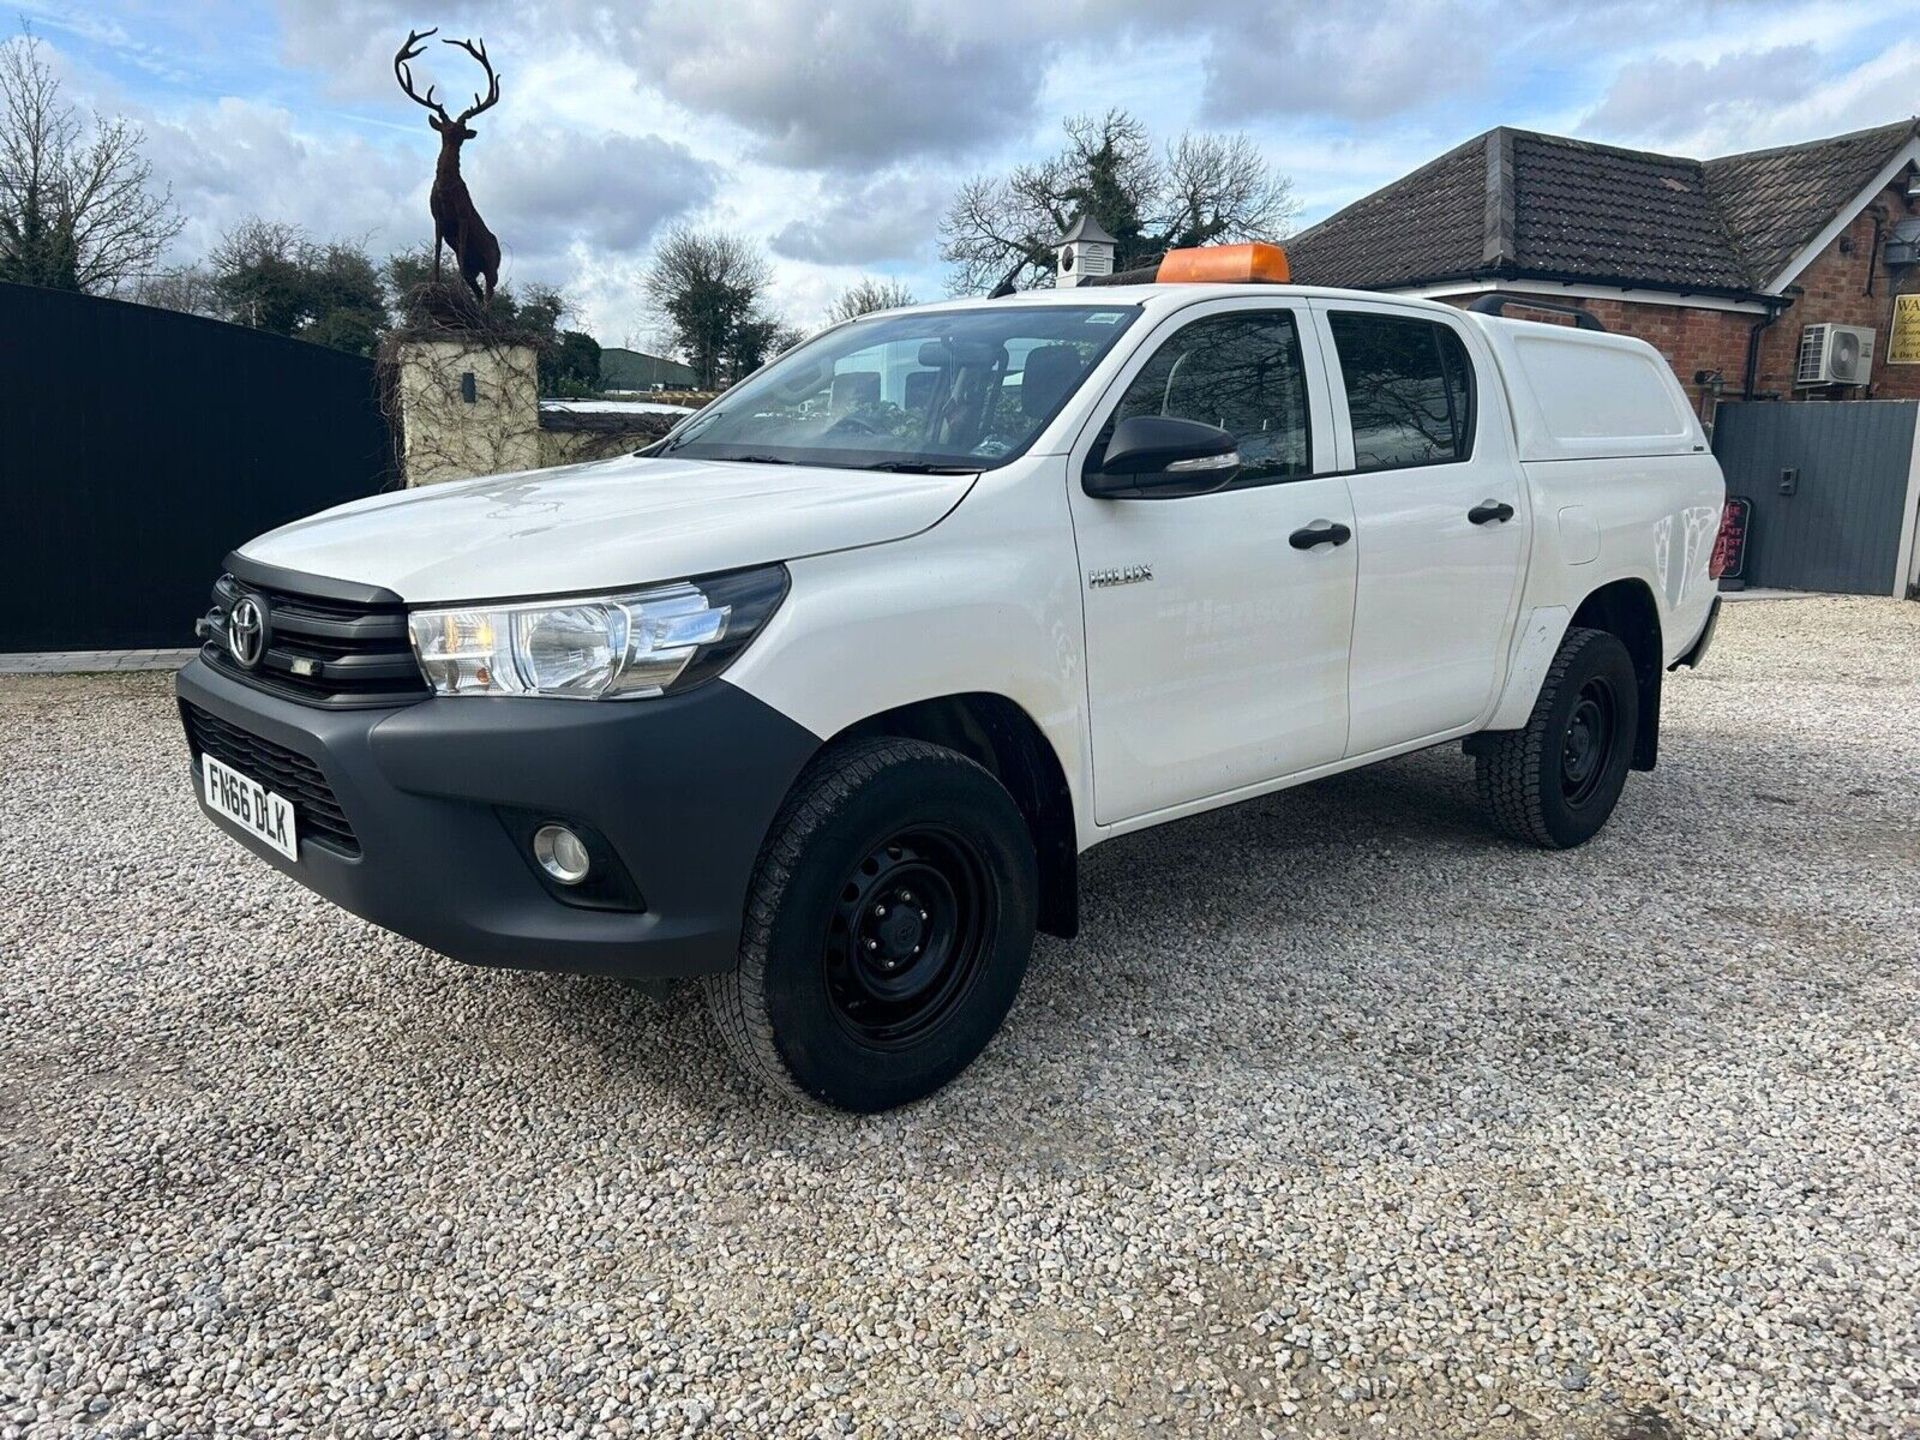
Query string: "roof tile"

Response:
xmin=1288 ymin=118 xmax=1920 ymax=297
xmin=1704 ymin=120 xmax=1918 ymax=285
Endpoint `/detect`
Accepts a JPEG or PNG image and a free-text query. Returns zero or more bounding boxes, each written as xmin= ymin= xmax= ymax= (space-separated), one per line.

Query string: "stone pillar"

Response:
xmin=393 ymin=336 xmax=540 ymax=486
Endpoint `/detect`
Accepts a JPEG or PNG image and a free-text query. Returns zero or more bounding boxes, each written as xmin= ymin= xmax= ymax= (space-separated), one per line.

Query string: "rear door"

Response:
xmin=1313 ymin=301 xmax=1528 ymax=757
xmin=1067 ymin=298 xmax=1356 ymax=825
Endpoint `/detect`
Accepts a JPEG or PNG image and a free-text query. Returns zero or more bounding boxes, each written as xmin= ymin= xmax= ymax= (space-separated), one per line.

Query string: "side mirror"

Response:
xmin=1084 ymin=415 xmax=1241 ymax=499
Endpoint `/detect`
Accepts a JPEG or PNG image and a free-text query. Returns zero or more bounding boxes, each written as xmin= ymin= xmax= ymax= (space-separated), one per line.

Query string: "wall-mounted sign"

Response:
xmin=1890 ymin=294 xmax=1920 ymax=365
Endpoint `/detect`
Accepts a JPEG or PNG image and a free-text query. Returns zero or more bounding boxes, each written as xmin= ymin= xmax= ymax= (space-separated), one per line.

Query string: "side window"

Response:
xmin=1096 ymin=311 xmax=1312 ymax=487
xmin=1327 ymin=312 xmax=1477 ymax=471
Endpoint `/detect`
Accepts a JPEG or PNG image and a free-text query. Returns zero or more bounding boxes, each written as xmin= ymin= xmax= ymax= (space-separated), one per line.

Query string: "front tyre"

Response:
xmin=1475 ymin=626 xmax=1639 ymax=849
xmin=703 ymin=738 xmax=1038 ymax=1112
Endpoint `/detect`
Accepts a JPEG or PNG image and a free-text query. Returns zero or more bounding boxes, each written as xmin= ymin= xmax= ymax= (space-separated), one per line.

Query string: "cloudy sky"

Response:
xmin=15 ymin=0 xmax=1918 ymax=347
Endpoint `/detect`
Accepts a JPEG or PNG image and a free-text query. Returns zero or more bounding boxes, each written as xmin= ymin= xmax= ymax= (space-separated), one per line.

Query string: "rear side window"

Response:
xmin=1099 ymin=311 xmax=1312 ymax=487
xmin=1328 ymin=312 xmax=1476 ymax=471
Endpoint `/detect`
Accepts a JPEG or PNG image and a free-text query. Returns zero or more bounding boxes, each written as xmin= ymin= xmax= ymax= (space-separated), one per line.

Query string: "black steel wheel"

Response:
xmin=1559 ymin=675 xmax=1619 ymax=809
xmin=1476 ymin=626 xmax=1640 ymax=849
xmin=824 ymin=826 xmax=993 ymax=1049
xmin=703 ymin=738 xmax=1038 ymax=1112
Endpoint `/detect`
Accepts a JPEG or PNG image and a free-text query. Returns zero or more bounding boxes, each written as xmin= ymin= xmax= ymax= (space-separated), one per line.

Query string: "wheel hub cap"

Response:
xmin=1560 ymin=680 xmax=1616 ymax=807
xmin=871 ymin=897 xmax=926 ymax=962
xmin=824 ymin=829 xmax=992 ymax=1048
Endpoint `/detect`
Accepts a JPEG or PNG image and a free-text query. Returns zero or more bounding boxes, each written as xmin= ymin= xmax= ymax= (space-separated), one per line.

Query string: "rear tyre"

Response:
xmin=703 ymin=738 xmax=1038 ymax=1112
xmin=1475 ymin=626 xmax=1639 ymax=849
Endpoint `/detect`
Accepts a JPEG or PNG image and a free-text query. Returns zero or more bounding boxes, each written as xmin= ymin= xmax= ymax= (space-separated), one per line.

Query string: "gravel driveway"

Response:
xmin=3 ymin=596 xmax=1917 ymax=1439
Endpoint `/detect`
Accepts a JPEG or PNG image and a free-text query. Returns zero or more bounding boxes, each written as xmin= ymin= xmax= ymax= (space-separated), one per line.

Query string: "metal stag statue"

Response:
xmin=393 ymin=27 xmax=503 ymax=303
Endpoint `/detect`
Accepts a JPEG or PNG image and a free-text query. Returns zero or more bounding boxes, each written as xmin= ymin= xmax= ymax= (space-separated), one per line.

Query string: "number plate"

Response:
xmin=201 ymin=753 xmax=299 ymax=861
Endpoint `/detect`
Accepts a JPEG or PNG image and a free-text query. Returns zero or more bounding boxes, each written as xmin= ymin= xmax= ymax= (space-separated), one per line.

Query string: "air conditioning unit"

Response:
xmin=1795 ymin=323 xmax=1875 ymax=387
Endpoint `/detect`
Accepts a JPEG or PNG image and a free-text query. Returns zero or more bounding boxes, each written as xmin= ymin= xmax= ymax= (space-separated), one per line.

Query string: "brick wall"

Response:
xmin=1752 ymin=182 xmax=1920 ymax=401
xmin=1438 ymin=180 xmax=1920 ymax=410
xmin=1439 ymin=293 xmax=1750 ymax=421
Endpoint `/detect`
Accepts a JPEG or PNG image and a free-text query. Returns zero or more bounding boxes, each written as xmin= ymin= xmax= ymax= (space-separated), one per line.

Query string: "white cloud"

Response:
xmin=1583 ymin=45 xmax=1826 ymax=146
xmin=141 ymin=97 xmax=421 ymax=261
xmin=1587 ymin=38 xmax=1920 ymax=156
xmin=1197 ymin=1 xmax=1496 ymax=123
xmin=485 ymin=132 xmax=718 ymax=260
xmin=769 ymin=169 xmax=953 ymax=266
xmin=273 ymin=0 xmax=1067 ymax=169
xmin=631 ymin=1 xmax=1053 ymax=168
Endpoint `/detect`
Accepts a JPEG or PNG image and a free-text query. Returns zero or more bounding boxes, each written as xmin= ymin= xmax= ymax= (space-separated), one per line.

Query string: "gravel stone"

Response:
xmin=2 ymin=596 xmax=1917 ymax=1438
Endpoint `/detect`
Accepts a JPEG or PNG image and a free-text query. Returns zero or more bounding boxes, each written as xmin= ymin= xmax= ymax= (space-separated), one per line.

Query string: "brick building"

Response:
xmin=1287 ymin=119 xmax=1920 ymax=421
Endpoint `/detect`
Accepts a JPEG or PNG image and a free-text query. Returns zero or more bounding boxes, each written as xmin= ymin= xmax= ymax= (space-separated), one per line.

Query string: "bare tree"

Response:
xmin=196 ymin=218 xmax=388 ymax=354
xmin=207 ymin=218 xmax=310 ymax=331
xmin=130 ymin=263 xmax=216 ymax=316
xmin=827 ymin=275 xmax=916 ymax=325
xmin=940 ymin=110 xmax=1296 ymax=295
xmin=0 ymin=29 xmax=183 ymax=292
xmin=643 ymin=224 xmax=789 ymax=388
xmin=1157 ymin=133 xmax=1293 ymax=251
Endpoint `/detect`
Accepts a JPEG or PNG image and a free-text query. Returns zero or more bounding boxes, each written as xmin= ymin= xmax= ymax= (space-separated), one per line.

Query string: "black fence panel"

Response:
xmin=1 ymin=281 xmax=393 ymax=651
xmin=1712 ymin=399 xmax=1918 ymax=596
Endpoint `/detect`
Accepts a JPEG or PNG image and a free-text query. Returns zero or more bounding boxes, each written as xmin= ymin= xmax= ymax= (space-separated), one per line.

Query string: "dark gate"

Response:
xmin=1 ymin=281 xmax=393 ymax=652
xmin=1711 ymin=399 xmax=1919 ymax=596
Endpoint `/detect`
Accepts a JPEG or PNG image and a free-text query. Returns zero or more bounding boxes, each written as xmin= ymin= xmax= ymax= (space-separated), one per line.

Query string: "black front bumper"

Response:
xmin=176 ymin=657 xmax=819 ymax=977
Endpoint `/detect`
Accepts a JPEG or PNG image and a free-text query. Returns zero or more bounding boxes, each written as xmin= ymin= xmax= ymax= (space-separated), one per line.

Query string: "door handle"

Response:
xmin=1468 ymin=500 xmax=1515 ymax=525
xmin=1289 ymin=521 xmax=1352 ymax=550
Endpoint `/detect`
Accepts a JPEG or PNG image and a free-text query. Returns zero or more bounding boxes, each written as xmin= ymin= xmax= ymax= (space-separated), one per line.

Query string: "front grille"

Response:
xmin=202 ymin=573 xmax=428 ymax=709
xmin=182 ymin=702 xmax=361 ymax=856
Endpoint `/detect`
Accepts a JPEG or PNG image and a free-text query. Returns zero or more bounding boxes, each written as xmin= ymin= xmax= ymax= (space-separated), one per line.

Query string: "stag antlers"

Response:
xmin=393 ymin=27 xmax=501 ymax=127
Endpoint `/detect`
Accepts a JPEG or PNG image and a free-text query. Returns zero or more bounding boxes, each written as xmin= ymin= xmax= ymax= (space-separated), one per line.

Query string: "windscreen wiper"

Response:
xmin=661 ymin=412 xmax=721 ymax=454
xmin=853 ymin=461 xmax=981 ymax=475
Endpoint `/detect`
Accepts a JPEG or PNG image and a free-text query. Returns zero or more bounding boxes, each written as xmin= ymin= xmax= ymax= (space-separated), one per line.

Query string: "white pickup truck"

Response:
xmin=179 ymin=244 xmax=1725 ymax=1110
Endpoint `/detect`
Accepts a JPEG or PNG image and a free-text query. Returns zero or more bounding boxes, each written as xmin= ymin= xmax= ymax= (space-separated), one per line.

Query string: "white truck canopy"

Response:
xmin=1468 ymin=314 xmax=1709 ymax=464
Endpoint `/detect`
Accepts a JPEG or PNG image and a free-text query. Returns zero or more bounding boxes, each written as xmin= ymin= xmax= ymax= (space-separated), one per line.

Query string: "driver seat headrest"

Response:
xmin=830 ymin=371 xmax=882 ymax=415
xmin=1020 ymin=345 xmax=1084 ymax=419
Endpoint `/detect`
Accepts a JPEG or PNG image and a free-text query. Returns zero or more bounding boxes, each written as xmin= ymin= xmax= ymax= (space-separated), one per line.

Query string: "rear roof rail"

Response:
xmin=1465 ymin=294 xmax=1607 ymax=331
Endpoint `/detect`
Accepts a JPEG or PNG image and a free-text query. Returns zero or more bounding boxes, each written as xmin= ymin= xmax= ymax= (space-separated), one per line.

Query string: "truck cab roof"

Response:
xmin=872 ymin=282 xmax=1706 ymax=464
xmin=878 ymin=281 xmax=1480 ymax=317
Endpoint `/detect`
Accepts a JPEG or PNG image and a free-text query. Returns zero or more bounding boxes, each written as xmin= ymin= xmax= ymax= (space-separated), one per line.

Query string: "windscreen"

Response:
xmin=657 ymin=305 xmax=1140 ymax=473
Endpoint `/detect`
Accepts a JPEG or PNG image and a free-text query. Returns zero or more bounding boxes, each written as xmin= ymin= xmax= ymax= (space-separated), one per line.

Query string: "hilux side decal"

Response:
xmin=1088 ymin=563 xmax=1154 ymax=588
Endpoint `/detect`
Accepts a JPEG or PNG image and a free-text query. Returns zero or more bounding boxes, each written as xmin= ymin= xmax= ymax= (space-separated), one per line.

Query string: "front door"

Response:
xmin=1067 ymin=301 xmax=1357 ymax=826
xmin=1314 ymin=301 xmax=1528 ymax=757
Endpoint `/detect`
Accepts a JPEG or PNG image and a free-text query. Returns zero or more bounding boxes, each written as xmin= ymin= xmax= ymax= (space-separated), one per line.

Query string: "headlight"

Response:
xmin=407 ymin=565 xmax=788 ymax=699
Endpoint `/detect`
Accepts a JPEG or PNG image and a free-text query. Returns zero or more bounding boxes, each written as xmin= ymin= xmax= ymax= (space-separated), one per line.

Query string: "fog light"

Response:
xmin=533 ymin=824 xmax=591 ymax=885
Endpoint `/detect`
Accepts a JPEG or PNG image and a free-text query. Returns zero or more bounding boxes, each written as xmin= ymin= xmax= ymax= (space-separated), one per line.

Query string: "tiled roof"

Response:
xmin=1285 ymin=132 xmax=1495 ymax=292
xmin=1508 ymin=133 xmax=1750 ymax=291
xmin=1704 ymin=119 xmax=1920 ymax=285
xmin=1287 ymin=119 xmax=1920 ymax=297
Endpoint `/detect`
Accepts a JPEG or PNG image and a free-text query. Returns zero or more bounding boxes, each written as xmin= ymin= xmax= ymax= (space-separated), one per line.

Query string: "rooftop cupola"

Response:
xmin=1055 ymin=214 xmax=1116 ymax=288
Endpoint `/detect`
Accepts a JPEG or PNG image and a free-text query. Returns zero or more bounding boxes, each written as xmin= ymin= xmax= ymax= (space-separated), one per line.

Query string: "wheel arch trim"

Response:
xmin=1486 ymin=578 xmax=1664 ymax=770
xmin=821 ymin=691 xmax=1080 ymax=940
xmin=1486 ymin=604 xmax=1573 ymax=730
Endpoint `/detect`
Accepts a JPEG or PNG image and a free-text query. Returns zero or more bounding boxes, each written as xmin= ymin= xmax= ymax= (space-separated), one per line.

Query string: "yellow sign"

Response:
xmin=1891 ymin=294 xmax=1920 ymax=365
